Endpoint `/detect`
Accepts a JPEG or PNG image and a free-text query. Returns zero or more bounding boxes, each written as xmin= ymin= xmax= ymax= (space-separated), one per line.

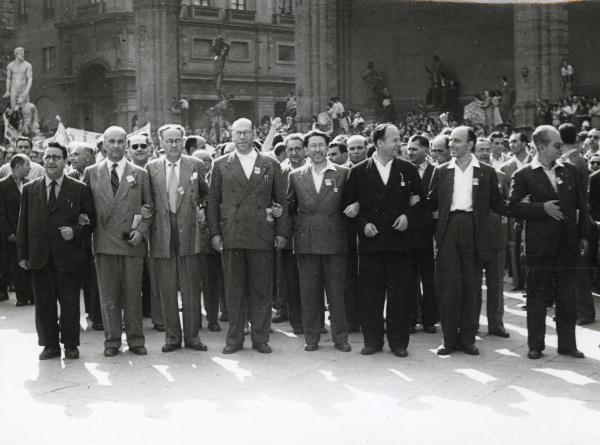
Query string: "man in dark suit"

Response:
xmin=509 ymin=125 xmax=589 ymax=360
xmin=68 ymin=142 xmax=103 ymax=330
xmin=147 ymin=124 xmax=208 ymax=353
xmin=84 ymin=126 xmax=153 ymax=358
xmin=428 ymin=126 xmax=508 ymax=356
xmin=0 ymin=154 xmax=33 ymax=306
xmin=207 ymin=118 xmax=289 ymax=354
xmin=287 ymin=129 xmax=351 ymax=352
xmin=344 ymin=123 xmax=424 ymax=357
xmin=17 ymin=142 xmax=96 ymax=360
xmin=558 ymin=123 xmax=595 ymax=325
xmin=407 ymin=134 xmax=438 ymax=333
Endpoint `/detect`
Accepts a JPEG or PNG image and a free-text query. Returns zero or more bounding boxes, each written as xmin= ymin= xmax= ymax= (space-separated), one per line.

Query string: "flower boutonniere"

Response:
xmin=126 ymin=174 xmax=138 ymax=188
xmin=556 ymin=176 xmax=564 ymax=186
xmin=177 ymin=186 xmax=185 ymax=195
xmin=472 ymin=177 xmax=479 ymax=186
xmin=191 ymin=172 xmax=198 ymax=182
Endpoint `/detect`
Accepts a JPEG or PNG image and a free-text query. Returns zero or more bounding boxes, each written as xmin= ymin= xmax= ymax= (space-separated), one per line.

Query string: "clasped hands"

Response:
xmin=364 ymin=215 xmax=408 ymax=238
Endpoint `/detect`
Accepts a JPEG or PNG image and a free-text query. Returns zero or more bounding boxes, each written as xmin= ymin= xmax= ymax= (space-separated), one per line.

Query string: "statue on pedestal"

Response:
xmin=4 ymin=47 xmax=32 ymax=109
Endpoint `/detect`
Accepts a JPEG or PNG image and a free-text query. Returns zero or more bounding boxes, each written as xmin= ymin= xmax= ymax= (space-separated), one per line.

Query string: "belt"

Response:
xmin=450 ymin=210 xmax=473 ymax=214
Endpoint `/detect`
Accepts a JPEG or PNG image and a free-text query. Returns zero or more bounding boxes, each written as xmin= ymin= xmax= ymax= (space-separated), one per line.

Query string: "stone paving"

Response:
xmin=1 ymin=283 xmax=600 ymax=445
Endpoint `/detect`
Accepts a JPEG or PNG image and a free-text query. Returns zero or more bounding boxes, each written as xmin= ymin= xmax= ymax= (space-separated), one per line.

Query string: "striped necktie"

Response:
xmin=111 ymin=164 xmax=119 ymax=196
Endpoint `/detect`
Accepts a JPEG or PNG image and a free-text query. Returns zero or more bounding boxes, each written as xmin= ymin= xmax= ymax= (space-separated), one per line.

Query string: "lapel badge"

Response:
xmin=254 ymin=166 xmax=261 ymax=175
xmin=191 ymin=172 xmax=198 ymax=181
xmin=556 ymin=176 xmax=564 ymax=185
xmin=473 ymin=178 xmax=479 ymax=186
xmin=325 ymin=179 xmax=332 ymax=186
xmin=177 ymin=186 xmax=184 ymax=195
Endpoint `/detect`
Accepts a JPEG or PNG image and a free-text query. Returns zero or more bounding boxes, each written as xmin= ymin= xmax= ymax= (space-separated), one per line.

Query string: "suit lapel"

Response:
xmin=49 ymin=176 xmax=70 ymax=214
xmin=176 ymin=157 xmax=192 ymax=212
xmin=315 ymin=167 xmax=338 ymax=207
xmin=472 ymin=165 xmax=481 ymax=214
xmin=225 ymin=152 xmax=249 ymax=188
xmin=154 ymin=161 xmax=168 ymax=211
xmin=366 ymin=157 xmax=386 ymax=194
xmin=441 ymin=165 xmax=454 ymax=216
xmin=533 ymin=167 xmax=559 ymax=198
xmin=37 ymin=178 xmax=49 ymax=214
xmin=298 ymin=165 xmax=319 ymax=206
xmin=106 ymin=162 xmax=133 ymax=216
xmin=237 ymin=154 xmax=266 ymax=205
xmin=98 ymin=163 xmax=113 ymax=203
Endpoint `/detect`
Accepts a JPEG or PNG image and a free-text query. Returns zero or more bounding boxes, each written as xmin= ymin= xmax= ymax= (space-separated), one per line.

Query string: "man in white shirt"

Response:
xmin=489 ymin=131 xmax=510 ymax=171
xmin=0 ymin=137 xmax=44 ymax=180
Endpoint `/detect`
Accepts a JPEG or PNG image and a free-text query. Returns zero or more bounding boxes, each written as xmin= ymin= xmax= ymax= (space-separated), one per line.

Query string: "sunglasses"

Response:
xmin=131 ymin=144 xmax=148 ymax=150
xmin=591 ymin=161 xmax=600 ymax=166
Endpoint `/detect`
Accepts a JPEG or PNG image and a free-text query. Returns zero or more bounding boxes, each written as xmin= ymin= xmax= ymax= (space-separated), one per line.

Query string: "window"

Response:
xmin=189 ymin=0 xmax=211 ymax=5
xmin=230 ymin=0 xmax=246 ymax=10
xmin=44 ymin=0 xmax=55 ymax=18
xmin=278 ymin=0 xmax=293 ymax=14
xmin=42 ymin=47 xmax=55 ymax=72
xmin=229 ymin=41 xmax=250 ymax=61
xmin=277 ymin=44 xmax=294 ymax=63
xmin=191 ymin=38 xmax=212 ymax=59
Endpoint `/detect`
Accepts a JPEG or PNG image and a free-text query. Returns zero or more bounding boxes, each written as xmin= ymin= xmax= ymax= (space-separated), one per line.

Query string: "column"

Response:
xmin=294 ymin=0 xmax=338 ymax=131
xmin=133 ymin=0 xmax=182 ymax=129
xmin=513 ymin=4 xmax=569 ymax=127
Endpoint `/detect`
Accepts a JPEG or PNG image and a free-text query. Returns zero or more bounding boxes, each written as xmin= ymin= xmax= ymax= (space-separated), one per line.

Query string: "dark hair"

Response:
xmin=328 ymin=140 xmax=347 ymax=154
xmin=408 ymin=134 xmax=429 ymax=148
xmin=46 ymin=141 xmax=68 ymax=159
xmin=489 ymin=131 xmax=504 ymax=140
xmin=15 ymin=136 xmax=33 ymax=149
xmin=184 ymin=137 xmax=198 ymax=154
xmin=10 ymin=153 xmax=29 ymax=169
xmin=272 ymin=133 xmax=285 ymax=146
xmin=511 ymin=131 xmax=529 ymax=144
xmin=559 ymin=123 xmax=577 ymax=145
xmin=303 ymin=129 xmax=330 ymax=147
xmin=372 ymin=123 xmax=395 ymax=147
xmin=274 ymin=142 xmax=286 ymax=157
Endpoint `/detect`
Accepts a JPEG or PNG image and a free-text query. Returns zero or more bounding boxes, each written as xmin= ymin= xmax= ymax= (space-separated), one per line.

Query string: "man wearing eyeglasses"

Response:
xmin=207 ymin=118 xmax=289 ymax=354
xmin=84 ymin=126 xmax=153 ymax=358
xmin=147 ymin=124 xmax=209 ymax=353
xmin=17 ymin=142 xmax=96 ymax=360
xmin=585 ymin=129 xmax=600 ymax=159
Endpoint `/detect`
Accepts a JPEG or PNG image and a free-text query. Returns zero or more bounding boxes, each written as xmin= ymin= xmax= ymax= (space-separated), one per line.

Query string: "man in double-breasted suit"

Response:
xmin=207 ymin=118 xmax=289 ymax=354
xmin=343 ymin=123 xmax=425 ymax=358
xmin=147 ymin=124 xmax=208 ymax=353
xmin=428 ymin=126 xmax=508 ymax=356
xmin=287 ymin=130 xmax=351 ymax=352
xmin=17 ymin=143 xmax=96 ymax=360
xmin=509 ymin=125 xmax=589 ymax=360
xmin=0 ymin=154 xmax=33 ymax=306
xmin=84 ymin=126 xmax=153 ymax=358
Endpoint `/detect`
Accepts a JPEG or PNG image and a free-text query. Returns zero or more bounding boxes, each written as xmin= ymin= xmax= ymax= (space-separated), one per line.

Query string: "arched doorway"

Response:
xmin=77 ymin=63 xmax=115 ymax=132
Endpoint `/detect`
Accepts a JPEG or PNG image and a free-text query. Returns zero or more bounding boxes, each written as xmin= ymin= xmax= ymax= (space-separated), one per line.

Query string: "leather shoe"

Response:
xmin=292 ymin=327 xmax=304 ymax=335
xmin=130 ymin=346 xmax=147 ymax=356
xmin=208 ymin=322 xmax=221 ymax=332
xmin=527 ymin=350 xmax=543 ymax=360
xmin=557 ymin=348 xmax=585 ymax=358
xmin=64 ymin=346 xmax=79 ymax=360
xmin=103 ymin=347 xmax=119 ymax=357
xmin=577 ymin=318 xmax=595 ymax=326
xmin=489 ymin=329 xmax=510 ymax=338
xmin=161 ymin=344 xmax=181 ymax=353
xmin=186 ymin=342 xmax=208 ymax=352
xmin=153 ymin=324 xmax=165 ymax=332
xmin=39 ymin=346 xmax=61 ymax=360
xmin=304 ymin=343 xmax=319 ymax=352
xmin=252 ymin=343 xmax=272 ymax=354
xmin=222 ymin=344 xmax=242 ymax=354
xmin=394 ymin=347 xmax=408 ymax=358
xmin=219 ymin=313 xmax=228 ymax=322
xmin=437 ymin=345 xmax=456 ymax=356
xmin=92 ymin=323 xmax=104 ymax=331
xmin=460 ymin=344 xmax=479 ymax=355
xmin=422 ymin=325 xmax=437 ymax=334
xmin=360 ymin=346 xmax=382 ymax=355
xmin=335 ymin=342 xmax=352 ymax=352
xmin=272 ymin=312 xmax=288 ymax=323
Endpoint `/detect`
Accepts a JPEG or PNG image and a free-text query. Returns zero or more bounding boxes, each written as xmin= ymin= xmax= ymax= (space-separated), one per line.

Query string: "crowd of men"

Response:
xmin=0 ymin=116 xmax=597 ymax=362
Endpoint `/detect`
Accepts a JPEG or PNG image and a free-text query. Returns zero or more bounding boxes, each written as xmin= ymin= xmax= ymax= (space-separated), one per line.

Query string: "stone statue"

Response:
xmin=212 ymin=36 xmax=230 ymax=97
xmin=4 ymin=47 xmax=32 ymax=109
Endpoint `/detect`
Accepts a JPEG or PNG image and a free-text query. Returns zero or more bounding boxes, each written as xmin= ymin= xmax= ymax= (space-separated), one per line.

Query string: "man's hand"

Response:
xmin=18 ymin=259 xmax=30 ymax=270
xmin=271 ymin=202 xmax=283 ymax=218
xmin=78 ymin=213 xmax=91 ymax=226
xmin=392 ymin=214 xmax=408 ymax=232
xmin=59 ymin=226 xmax=74 ymax=241
xmin=7 ymin=234 xmax=16 ymax=244
xmin=543 ymin=200 xmax=564 ymax=221
xmin=211 ymin=234 xmax=223 ymax=252
xmin=141 ymin=204 xmax=153 ymax=219
xmin=364 ymin=223 xmax=379 ymax=238
xmin=580 ymin=239 xmax=589 ymax=257
xmin=127 ymin=230 xmax=143 ymax=246
xmin=343 ymin=202 xmax=360 ymax=218
xmin=274 ymin=235 xmax=287 ymax=250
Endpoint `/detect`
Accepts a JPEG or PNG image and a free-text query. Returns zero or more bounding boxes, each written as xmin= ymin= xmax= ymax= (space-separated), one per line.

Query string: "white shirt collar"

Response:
xmin=447 ymin=154 xmax=480 ymax=169
xmin=164 ymin=157 xmax=182 ymax=168
xmin=310 ymin=159 xmax=337 ymax=173
xmin=530 ymin=156 xmax=564 ymax=170
xmin=235 ymin=149 xmax=257 ymax=160
xmin=372 ymin=153 xmax=393 ymax=169
xmin=105 ymin=157 xmax=127 ymax=170
xmin=560 ymin=148 xmax=578 ymax=160
xmin=419 ymin=161 xmax=428 ymax=171
xmin=45 ymin=174 xmax=64 ymax=186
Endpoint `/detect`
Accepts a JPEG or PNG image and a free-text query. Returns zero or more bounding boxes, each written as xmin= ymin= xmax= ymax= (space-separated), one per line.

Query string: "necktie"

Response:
xmin=111 ymin=164 xmax=119 ymax=196
xmin=48 ymin=180 xmax=56 ymax=209
xmin=168 ymin=163 xmax=178 ymax=213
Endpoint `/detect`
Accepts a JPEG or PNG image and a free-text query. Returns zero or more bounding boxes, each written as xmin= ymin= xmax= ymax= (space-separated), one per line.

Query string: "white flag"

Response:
xmin=3 ymin=114 xmax=20 ymax=146
xmin=128 ymin=122 xmax=151 ymax=139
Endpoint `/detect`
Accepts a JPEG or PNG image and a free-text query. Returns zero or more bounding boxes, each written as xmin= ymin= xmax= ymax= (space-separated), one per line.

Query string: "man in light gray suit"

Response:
xmin=84 ymin=126 xmax=153 ymax=358
xmin=147 ymin=124 xmax=208 ymax=353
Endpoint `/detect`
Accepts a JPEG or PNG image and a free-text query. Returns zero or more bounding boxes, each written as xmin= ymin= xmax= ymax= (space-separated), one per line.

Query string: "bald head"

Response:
xmin=532 ymin=125 xmax=562 ymax=164
xmin=231 ymin=118 xmax=254 ymax=154
xmin=103 ymin=126 xmax=127 ymax=162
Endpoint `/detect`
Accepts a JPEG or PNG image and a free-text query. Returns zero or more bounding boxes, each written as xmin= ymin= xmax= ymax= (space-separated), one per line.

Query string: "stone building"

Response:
xmin=8 ymin=0 xmax=295 ymax=133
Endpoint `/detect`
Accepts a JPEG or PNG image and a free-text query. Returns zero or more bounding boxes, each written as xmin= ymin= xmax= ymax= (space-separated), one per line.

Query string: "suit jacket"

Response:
xmin=489 ymin=169 xmax=509 ymax=251
xmin=17 ymin=176 xmax=96 ymax=271
xmin=84 ymin=160 xmax=153 ymax=257
xmin=589 ymin=169 xmax=600 ymax=221
xmin=207 ymin=150 xmax=289 ymax=251
xmin=509 ymin=159 xmax=589 ymax=258
xmin=287 ymin=163 xmax=349 ymax=255
xmin=428 ymin=157 xmax=508 ymax=262
xmin=500 ymin=154 xmax=531 ymax=244
xmin=0 ymin=176 xmax=22 ymax=242
xmin=281 ymin=161 xmax=304 ymax=251
xmin=147 ymin=155 xmax=208 ymax=258
xmin=343 ymin=156 xmax=424 ymax=253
